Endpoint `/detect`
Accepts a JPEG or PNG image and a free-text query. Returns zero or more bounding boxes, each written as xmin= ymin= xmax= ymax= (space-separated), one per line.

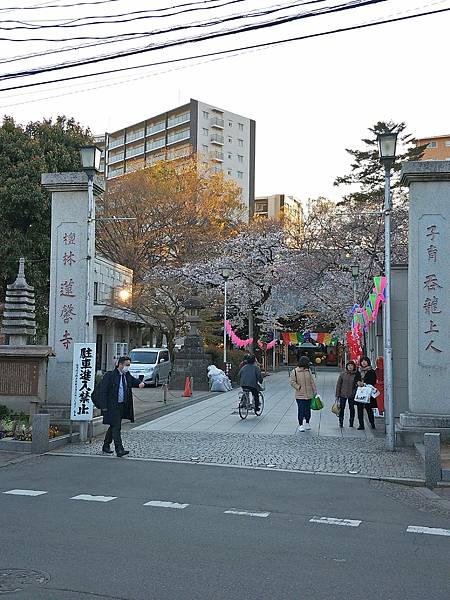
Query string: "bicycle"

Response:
xmin=238 ymin=388 xmax=265 ymax=419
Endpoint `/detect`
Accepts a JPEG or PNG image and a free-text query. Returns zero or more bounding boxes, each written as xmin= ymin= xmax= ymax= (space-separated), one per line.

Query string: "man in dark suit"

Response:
xmin=101 ymin=355 xmax=144 ymax=457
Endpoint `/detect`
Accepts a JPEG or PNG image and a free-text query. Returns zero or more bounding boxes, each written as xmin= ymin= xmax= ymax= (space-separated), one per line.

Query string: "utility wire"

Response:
xmin=0 ymin=4 xmax=447 ymax=94
xmin=0 ymin=0 xmax=387 ymax=80
xmin=0 ymin=0 xmax=377 ymax=38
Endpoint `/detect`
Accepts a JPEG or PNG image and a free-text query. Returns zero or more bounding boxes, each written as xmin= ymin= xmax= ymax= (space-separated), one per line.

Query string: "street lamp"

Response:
xmin=377 ymin=131 xmax=398 ymax=451
xmin=222 ymin=268 xmax=230 ymax=370
xmin=351 ymin=264 xmax=359 ymax=305
xmin=80 ymin=145 xmax=101 ymax=345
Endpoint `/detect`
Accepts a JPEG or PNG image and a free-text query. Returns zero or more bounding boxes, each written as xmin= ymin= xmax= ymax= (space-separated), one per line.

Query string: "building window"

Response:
xmin=147 ymin=137 xmax=165 ymax=151
xmin=228 ymin=120 xmax=233 ymax=127
xmin=147 ymin=121 xmax=165 ymax=136
xmin=427 ymin=141 xmax=437 ymax=148
xmin=237 ymin=171 xmax=243 ymax=179
xmin=228 ymin=136 xmax=232 ymax=143
xmin=227 ymin=152 xmax=232 ymax=159
xmin=203 ymin=110 xmax=209 ymax=119
xmin=445 ymin=140 xmax=450 ymax=147
xmin=238 ymin=138 xmax=244 ymax=147
xmin=227 ymin=169 xmax=232 ymax=176
xmin=238 ymin=123 xmax=244 ymax=131
xmin=203 ymin=128 xmax=209 ymax=136
xmin=94 ymin=282 xmax=98 ymax=303
xmin=202 ymin=144 xmax=208 ymax=153
xmin=237 ymin=154 xmax=243 ymax=163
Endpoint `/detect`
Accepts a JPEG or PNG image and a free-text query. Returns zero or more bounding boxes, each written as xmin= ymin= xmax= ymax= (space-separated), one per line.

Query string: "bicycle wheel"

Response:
xmin=255 ymin=392 xmax=264 ymax=416
xmin=238 ymin=393 xmax=249 ymax=419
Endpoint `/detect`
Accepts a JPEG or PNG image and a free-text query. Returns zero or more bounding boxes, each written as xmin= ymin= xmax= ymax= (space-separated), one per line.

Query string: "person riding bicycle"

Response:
xmin=238 ymin=354 xmax=263 ymax=411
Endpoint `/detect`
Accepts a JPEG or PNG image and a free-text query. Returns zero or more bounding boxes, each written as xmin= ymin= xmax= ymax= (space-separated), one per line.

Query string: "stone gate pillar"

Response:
xmin=400 ymin=161 xmax=450 ymax=436
xmin=41 ymin=173 xmax=104 ymax=422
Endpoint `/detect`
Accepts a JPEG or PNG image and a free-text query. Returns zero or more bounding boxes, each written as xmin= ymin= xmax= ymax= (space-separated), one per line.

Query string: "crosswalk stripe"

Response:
xmin=70 ymin=494 xmax=117 ymax=502
xmin=143 ymin=500 xmax=189 ymax=509
xmin=224 ymin=509 xmax=270 ymax=518
xmin=407 ymin=526 xmax=450 ymax=537
xmin=3 ymin=489 xmax=47 ymax=497
xmin=309 ymin=516 xmax=362 ymax=527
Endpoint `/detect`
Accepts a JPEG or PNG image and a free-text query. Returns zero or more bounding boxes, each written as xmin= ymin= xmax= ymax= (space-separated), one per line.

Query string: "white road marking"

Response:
xmin=309 ymin=516 xmax=362 ymax=527
xmin=143 ymin=500 xmax=189 ymax=509
xmin=407 ymin=526 xmax=450 ymax=537
xmin=224 ymin=509 xmax=270 ymax=518
xmin=70 ymin=494 xmax=117 ymax=502
xmin=3 ymin=489 xmax=47 ymax=497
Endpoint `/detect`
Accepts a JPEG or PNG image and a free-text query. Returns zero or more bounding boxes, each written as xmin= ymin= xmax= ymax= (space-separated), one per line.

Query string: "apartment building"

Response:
xmin=254 ymin=194 xmax=304 ymax=225
xmin=96 ymin=99 xmax=256 ymax=218
xmin=415 ymin=134 xmax=450 ymax=161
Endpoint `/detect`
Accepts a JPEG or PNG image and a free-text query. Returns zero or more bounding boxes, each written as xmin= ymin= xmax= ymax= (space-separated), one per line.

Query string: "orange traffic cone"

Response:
xmin=182 ymin=376 xmax=192 ymax=397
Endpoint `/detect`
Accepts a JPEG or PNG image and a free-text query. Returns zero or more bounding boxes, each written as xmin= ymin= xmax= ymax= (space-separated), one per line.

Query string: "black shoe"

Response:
xmin=349 ymin=423 xmax=354 ymax=428
xmin=371 ymin=425 xmax=376 ymax=429
xmin=357 ymin=426 xmax=365 ymax=431
xmin=102 ymin=447 xmax=114 ymax=454
xmin=116 ymin=450 xmax=129 ymax=458
xmin=339 ymin=423 xmax=343 ymax=428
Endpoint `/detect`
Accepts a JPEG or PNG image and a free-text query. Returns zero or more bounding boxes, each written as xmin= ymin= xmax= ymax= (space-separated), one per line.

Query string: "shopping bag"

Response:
xmin=331 ymin=399 xmax=340 ymax=416
xmin=354 ymin=385 xmax=372 ymax=404
xmin=310 ymin=394 xmax=323 ymax=411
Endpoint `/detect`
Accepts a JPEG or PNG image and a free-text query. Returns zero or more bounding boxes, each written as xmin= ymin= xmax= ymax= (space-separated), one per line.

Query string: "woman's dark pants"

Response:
xmin=296 ymin=399 xmax=311 ymax=424
xmin=339 ymin=396 xmax=355 ymax=426
xmin=356 ymin=402 xmax=375 ymax=429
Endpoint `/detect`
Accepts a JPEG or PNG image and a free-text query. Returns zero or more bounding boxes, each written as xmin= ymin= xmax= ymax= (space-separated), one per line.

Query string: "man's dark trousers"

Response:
xmin=103 ymin=404 xmax=124 ymax=451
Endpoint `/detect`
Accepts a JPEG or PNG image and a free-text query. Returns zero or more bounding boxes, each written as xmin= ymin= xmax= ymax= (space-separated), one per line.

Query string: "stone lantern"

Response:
xmin=169 ymin=295 xmax=212 ymax=390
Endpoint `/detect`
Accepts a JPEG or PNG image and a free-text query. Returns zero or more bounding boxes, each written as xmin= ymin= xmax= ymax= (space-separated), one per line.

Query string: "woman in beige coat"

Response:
xmin=290 ymin=356 xmax=317 ymax=432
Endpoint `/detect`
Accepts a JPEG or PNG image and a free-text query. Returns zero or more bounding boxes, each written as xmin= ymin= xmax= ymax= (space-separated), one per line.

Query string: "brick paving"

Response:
xmin=58 ymin=369 xmax=424 ymax=481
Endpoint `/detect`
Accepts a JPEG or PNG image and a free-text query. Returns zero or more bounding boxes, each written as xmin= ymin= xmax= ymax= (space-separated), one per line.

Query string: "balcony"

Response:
xmin=109 ymin=137 xmax=124 ymax=150
xmin=211 ymin=151 xmax=224 ymax=162
xmin=210 ymin=117 xmax=224 ymax=129
xmin=210 ymin=133 xmax=224 ymax=145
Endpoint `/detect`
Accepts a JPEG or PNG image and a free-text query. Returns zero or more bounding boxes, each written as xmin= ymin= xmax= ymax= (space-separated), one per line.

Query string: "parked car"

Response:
xmin=128 ymin=348 xmax=171 ymax=387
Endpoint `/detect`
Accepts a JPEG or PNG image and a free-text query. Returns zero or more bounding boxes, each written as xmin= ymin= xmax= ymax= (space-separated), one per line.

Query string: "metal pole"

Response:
xmin=353 ymin=277 xmax=357 ymax=305
xmin=223 ymin=278 xmax=227 ymax=368
xmin=80 ymin=173 xmax=94 ymax=443
xmin=273 ymin=329 xmax=276 ymax=372
xmin=384 ymin=163 xmax=395 ymax=451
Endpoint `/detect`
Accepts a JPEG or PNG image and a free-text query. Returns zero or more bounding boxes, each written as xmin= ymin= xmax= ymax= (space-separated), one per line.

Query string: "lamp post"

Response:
xmin=80 ymin=145 xmax=101 ymax=344
xmin=222 ymin=268 xmax=230 ymax=370
xmin=351 ymin=264 xmax=359 ymax=305
xmin=377 ymin=131 xmax=398 ymax=451
xmin=79 ymin=145 xmax=101 ymax=443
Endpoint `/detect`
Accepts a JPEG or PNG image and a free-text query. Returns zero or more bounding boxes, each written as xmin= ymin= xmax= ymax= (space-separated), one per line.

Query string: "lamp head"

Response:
xmin=222 ymin=268 xmax=231 ymax=280
xmin=351 ymin=264 xmax=359 ymax=278
xmin=118 ymin=288 xmax=130 ymax=302
xmin=377 ymin=132 xmax=398 ymax=165
xmin=80 ymin=145 xmax=102 ymax=172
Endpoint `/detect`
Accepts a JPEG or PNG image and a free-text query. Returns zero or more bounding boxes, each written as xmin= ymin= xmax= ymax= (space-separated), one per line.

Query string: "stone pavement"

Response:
xmin=56 ymin=369 xmax=425 ymax=481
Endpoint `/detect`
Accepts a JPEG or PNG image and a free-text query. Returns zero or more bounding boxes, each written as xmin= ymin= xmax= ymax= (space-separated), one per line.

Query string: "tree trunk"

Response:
xmin=248 ymin=309 xmax=254 ymax=353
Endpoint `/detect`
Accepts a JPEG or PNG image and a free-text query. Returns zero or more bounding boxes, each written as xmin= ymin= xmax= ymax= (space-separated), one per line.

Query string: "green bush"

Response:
xmin=0 ymin=405 xmax=10 ymax=419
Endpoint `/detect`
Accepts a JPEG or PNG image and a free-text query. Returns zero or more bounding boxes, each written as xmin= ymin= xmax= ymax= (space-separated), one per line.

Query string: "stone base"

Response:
xmin=400 ymin=412 xmax=450 ymax=428
xmin=170 ymin=356 xmax=212 ymax=391
xmin=397 ymin=412 xmax=450 ymax=446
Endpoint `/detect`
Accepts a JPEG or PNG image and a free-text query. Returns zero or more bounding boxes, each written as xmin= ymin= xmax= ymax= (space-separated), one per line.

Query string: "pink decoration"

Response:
xmin=266 ymin=340 xmax=276 ymax=350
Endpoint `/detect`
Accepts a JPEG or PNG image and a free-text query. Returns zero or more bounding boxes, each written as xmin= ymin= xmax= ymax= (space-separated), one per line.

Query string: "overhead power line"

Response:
xmin=0 ymin=0 xmax=387 ymax=80
xmin=0 ymin=4 xmax=447 ymax=94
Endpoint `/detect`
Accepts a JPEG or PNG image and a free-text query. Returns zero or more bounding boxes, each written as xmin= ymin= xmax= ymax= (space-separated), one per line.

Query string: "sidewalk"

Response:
xmin=134 ymin=370 xmax=379 ymax=438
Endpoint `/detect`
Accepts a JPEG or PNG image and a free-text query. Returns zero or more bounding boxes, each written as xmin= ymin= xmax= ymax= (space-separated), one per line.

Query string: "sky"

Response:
xmin=0 ymin=0 xmax=449 ymax=202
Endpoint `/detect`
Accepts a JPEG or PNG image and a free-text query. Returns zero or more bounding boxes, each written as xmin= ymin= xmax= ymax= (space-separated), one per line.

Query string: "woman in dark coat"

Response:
xmin=354 ymin=356 xmax=377 ymax=430
xmin=100 ymin=356 xmax=144 ymax=457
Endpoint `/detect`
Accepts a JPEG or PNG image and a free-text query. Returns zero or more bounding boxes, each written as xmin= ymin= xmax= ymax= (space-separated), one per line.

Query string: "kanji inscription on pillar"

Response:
xmin=419 ymin=215 xmax=447 ymax=367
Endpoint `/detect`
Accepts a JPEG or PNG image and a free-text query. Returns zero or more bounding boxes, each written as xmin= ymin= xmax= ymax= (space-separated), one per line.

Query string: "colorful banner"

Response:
xmin=281 ymin=332 xmax=338 ymax=346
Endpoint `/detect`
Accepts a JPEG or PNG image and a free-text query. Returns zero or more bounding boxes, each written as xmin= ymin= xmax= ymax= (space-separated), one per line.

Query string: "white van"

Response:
xmin=128 ymin=347 xmax=171 ymax=387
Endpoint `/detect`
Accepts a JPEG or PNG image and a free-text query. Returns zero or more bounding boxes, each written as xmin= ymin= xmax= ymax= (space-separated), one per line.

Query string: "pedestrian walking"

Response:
xmin=100 ymin=355 xmax=145 ymax=457
xmin=335 ymin=360 xmax=358 ymax=428
xmin=354 ymin=356 xmax=377 ymax=430
xmin=290 ymin=356 xmax=317 ymax=432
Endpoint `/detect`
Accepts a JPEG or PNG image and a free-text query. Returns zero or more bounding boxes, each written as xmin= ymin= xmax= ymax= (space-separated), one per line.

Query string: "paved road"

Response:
xmin=0 ymin=455 xmax=448 ymax=599
xmin=59 ymin=370 xmax=424 ymax=481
